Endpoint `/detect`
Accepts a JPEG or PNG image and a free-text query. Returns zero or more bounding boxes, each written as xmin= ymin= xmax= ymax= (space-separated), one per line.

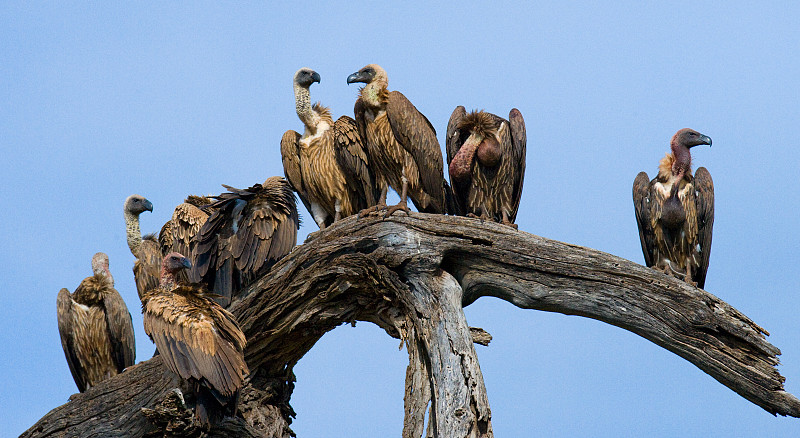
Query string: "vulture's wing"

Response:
xmin=143 ymin=288 xmax=248 ymax=397
xmin=57 ymin=288 xmax=87 ymax=392
xmin=231 ymin=179 xmax=299 ymax=287
xmin=445 ymin=106 xmax=467 ymax=165
xmin=335 ymin=115 xmax=377 ymax=209
xmin=632 ymin=172 xmax=656 ymax=268
xmin=507 ymin=108 xmax=527 ymax=223
xmin=280 ymin=130 xmax=313 ymax=216
xmin=693 ymin=167 xmax=714 ymax=289
xmin=134 ymin=235 xmax=161 ymax=300
xmin=353 ymin=98 xmax=368 ymax=151
xmin=445 ymin=106 xmax=468 ymax=216
xmin=168 ymin=203 xmax=209 ymax=257
xmin=158 ymin=220 xmax=173 ymax=257
xmin=190 ymin=197 xmax=231 ymax=297
xmin=386 ymin=90 xmax=445 ymax=212
xmin=101 ymin=286 xmax=136 ymax=371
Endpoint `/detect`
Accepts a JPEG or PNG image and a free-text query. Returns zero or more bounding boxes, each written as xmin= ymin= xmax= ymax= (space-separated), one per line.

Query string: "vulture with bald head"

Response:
xmin=281 ymin=67 xmax=377 ymax=229
xmin=123 ymin=194 xmax=159 ymax=300
xmin=446 ymin=107 xmax=526 ymax=227
xmin=191 ymin=176 xmax=299 ymax=306
xmin=347 ymin=64 xmax=450 ymax=216
xmin=633 ymin=128 xmax=714 ymax=288
xmin=142 ymin=252 xmax=248 ymax=426
xmin=57 ymin=252 xmax=136 ymax=392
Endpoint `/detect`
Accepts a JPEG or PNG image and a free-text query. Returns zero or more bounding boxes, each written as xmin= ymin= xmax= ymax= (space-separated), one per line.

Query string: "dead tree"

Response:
xmin=23 ymin=214 xmax=800 ymax=437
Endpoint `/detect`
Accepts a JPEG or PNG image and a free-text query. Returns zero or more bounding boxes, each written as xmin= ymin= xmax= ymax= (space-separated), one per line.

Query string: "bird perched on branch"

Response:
xmin=191 ymin=176 xmax=299 ymax=306
xmin=57 ymin=252 xmax=135 ymax=392
xmin=446 ymin=107 xmax=526 ymax=227
xmin=124 ymin=194 xmax=159 ymax=300
xmin=281 ymin=67 xmax=377 ymax=229
xmin=347 ymin=64 xmax=450 ymax=216
xmin=142 ymin=252 xmax=249 ymax=427
xmin=633 ymin=128 xmax=714 ymax=288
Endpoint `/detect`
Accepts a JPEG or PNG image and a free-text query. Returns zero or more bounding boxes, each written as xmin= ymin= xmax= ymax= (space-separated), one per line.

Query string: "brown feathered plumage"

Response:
xmin=142 ymin=252 xmax=248 ymax=426
xmin=159 ymin=195 xmax=213 ymax=257
xmin=124 ymin=194 xmax=159 ymax=301
xmin=57 ymin=252 xmax=136 ymax=392
xmin=347 ymin=64 xmax=450 ymax=215
xmin=190 ymin=176 xmax=299 ymax=306
xmin=446 ymin=107 xmax=526 ymax=227
xmin=633 ymin=128 xmax=714 ymax=288
xmin=281 ymin=68 xmax=377 ymax=229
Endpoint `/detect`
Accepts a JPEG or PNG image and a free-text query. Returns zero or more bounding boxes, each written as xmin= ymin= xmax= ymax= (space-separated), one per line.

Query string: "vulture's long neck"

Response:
xmin=124 ymin=210 xmax=143 ymax=255
xmin=670 ymin=141 xmax=692 ymax=180
xmin=294 ymin=83 xmax=319 ymax=132
xmin=360 ymin=79 xmax=389 ymax=109
xmin=160 ymin=267 xmax=178 ymax=290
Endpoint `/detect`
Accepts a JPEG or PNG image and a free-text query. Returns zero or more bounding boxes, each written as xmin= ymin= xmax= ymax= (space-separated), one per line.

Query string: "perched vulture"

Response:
xmin=347 ymin=64 xmax=450 ymax=215
xmin=191 ymin=176 xmax=299 ymax=306
xmin=142 ymin=252 xmax=248 ymax=426
xmin=446 ymin=107 xmax=526 ymax=227
xmin=57 ymin=252 xmax=136 ymax=392
xmin=124 ymin=194 xmax=159 ymax=300
xmin=159 ymin=195 xmax=213 ymax=257
xmin=633 ymin=128 xmax=714 ymax=288
xmin=281 ymin=67 xmax=377 ymax=228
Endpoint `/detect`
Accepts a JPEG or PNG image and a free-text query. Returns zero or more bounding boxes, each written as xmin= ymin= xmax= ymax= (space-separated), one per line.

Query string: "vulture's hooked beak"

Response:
xmin=311 ymin=71 xmax=321 ymax=84
xmin=144 ymin=199 xmax=154 ymax=212
xmin=347 ymin=71 xmax=369 ymax=85
xmin=181 ymin=257 xmax=192 ymax=270
xmin=700 ymin=135 xmax=712 ymax=147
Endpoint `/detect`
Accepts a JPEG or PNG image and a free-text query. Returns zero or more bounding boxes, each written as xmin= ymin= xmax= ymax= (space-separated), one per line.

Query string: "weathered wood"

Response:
xmin=23 ymin=214 xmax=800 ymax=438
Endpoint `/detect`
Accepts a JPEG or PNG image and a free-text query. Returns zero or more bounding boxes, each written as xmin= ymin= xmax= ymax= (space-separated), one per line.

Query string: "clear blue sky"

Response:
xmin=2 ymin=2 xmax=799 ymax=436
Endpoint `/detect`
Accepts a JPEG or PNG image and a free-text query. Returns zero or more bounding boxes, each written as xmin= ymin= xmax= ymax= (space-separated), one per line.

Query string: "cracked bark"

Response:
xmin=23 ymin=214 xmax=800 ymax=437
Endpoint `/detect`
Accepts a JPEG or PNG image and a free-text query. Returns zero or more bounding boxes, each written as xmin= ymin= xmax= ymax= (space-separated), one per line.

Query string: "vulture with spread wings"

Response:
xmin=191 ymin=176 xmax=299 ymax=306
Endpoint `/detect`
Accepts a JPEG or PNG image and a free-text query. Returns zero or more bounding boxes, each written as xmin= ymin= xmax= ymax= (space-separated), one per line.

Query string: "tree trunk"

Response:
xmin=23 ymin=214 xmax=800 ymax=437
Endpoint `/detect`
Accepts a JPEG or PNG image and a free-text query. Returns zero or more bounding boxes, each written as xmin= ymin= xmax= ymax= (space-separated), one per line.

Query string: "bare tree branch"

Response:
xmin=23 ymin=214 xmax=799 ymax=437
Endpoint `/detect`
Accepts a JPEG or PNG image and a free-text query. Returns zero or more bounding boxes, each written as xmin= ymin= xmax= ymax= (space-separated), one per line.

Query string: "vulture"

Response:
xmin=124 ymin=194 xmax=159 ymax=300
xmin=159 ymin=195 xmax=213 ymax=257
xmin=191 ymin=176 xmax=299 ymax=306
xmin=57 ymin=252 xmax=136 ymax=392
xmin=446 ymin=107 xmax=526 ymax=227
xmin=633 ymin=128 xmax=714 ymax=288
xmin=347 ymin=64 xmax=450 ymax=216
xmin=281 ymin=67 xmax=377 ymax=229
xmin=142 ymin=252 xmax=248 ymax=426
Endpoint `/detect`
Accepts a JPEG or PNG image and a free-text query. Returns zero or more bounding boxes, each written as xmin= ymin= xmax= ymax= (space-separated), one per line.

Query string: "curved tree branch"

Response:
xmin=23 ymin=214 xmax=799 ymax=437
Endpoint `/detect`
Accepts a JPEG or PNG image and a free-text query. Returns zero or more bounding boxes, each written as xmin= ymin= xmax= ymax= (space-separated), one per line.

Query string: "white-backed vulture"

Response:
xmin=124 ymin=194 xmax=159 ymax=300
xmin=190 ymin=176 xmax=299 ymax=306
xmin=347 ymin=64 xmax=450 ymax=216
xmin=446 ymin=107 xmax=526 ymax=227
xmin=633 ymin=128 xmax=714 ymax=288
xmin=57 ymin=252 xmax=136 ymax=392
xmin=281 ymin=67 xmax=377 ymax=229
xmin=142 ymin=252 xmax=248 ymax=426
